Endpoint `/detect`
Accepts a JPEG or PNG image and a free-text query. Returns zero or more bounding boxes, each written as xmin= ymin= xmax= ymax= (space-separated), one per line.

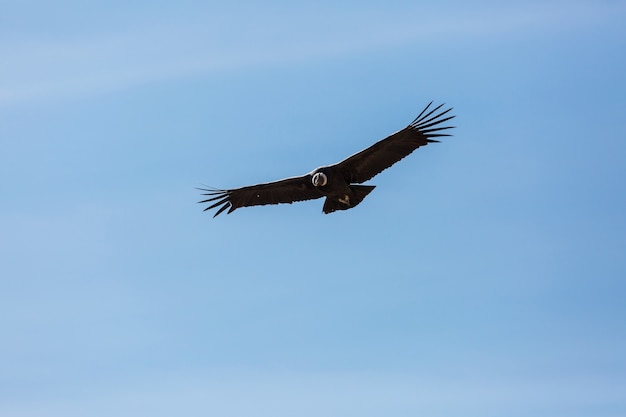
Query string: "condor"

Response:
xmin=199 ymin=102 xmax=455 ymax=217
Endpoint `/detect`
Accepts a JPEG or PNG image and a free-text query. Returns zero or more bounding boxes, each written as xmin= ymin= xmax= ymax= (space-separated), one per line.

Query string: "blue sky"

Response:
xmin=2 ymin=1 xmax=625 ymax=416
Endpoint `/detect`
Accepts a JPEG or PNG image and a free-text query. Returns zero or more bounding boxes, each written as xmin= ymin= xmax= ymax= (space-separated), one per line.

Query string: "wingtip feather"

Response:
xmin=408 ymin=102 xmax=456 ymax=138
xmin=213 ymin=202 xmax=231 ymax=217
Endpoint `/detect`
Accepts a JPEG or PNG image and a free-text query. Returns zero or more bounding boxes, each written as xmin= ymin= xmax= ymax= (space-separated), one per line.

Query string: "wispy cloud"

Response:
xmin=1 ymin=2 xmax=623 ymax=105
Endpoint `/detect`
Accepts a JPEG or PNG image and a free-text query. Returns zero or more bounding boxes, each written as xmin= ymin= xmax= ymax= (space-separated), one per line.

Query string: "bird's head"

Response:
xmin=311 ymin=172 xmax=328 ymax=187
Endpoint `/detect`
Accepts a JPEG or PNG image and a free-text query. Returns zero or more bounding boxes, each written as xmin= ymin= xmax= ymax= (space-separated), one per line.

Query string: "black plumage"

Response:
xmin=199 ymin=102 xmax=455 ymax=217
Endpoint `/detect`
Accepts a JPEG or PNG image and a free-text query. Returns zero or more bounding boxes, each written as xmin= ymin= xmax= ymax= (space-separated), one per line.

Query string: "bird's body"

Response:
xmin=199 ymin=102 xmax=455 ymax=217
xmin=310 ymin=165 xmax=376 ymax=214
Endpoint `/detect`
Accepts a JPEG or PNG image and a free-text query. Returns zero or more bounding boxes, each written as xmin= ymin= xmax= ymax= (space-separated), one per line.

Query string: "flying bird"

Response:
xmin=199 ymin=101 xmax=455 ymax=217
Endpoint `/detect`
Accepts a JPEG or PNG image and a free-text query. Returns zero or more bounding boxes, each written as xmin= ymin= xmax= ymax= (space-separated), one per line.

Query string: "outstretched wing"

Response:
xmin=335 ymin=102 xmax=455 ymax=183
xmin=199 ymin=174 xmax=324 ymax=217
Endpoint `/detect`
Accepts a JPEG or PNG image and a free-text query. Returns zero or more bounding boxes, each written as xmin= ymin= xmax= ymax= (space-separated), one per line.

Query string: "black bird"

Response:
xmin=199 ymin=102 xmax=455 ymax=217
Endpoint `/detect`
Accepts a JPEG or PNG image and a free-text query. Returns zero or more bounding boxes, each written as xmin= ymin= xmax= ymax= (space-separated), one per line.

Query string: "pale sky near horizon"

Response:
xmin=2 ymin=1 xmax=626 ymax=416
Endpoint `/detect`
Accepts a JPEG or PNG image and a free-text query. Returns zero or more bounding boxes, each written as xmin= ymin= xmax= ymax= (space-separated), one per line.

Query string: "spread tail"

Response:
xmin=323 ymin=185 xmax=375 ymax=214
